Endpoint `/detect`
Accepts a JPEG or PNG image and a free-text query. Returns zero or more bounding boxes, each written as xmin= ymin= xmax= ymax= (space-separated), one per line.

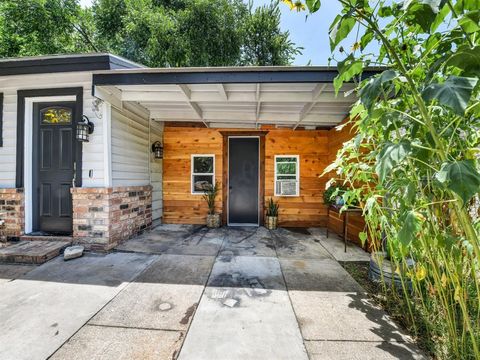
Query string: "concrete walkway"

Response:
xmin=0 ymin=226 xmax=425 ymax=360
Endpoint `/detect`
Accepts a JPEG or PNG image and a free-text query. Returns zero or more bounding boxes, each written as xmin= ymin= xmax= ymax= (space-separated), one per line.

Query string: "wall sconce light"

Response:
xmin=76 ymin=115 xmax=94 ymax=142
xmin=151 ymin=141 xmax=163 ymax=159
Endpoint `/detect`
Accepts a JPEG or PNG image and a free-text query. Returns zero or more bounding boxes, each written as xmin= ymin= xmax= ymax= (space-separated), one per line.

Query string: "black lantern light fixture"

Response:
xmin=76 ymin=115 xmax=94 ymax=142
xmin=151 ymin=141 xmax=163 ymax=159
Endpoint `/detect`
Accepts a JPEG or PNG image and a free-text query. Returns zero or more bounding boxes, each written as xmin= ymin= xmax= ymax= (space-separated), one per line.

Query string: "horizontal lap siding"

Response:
xmin=163 ymin=125 xmax=333 ymax=227
xmin=111 ymin=104 xmax=150 ymax=187
xmin=0 ymin=72 xmax=104 ymax=187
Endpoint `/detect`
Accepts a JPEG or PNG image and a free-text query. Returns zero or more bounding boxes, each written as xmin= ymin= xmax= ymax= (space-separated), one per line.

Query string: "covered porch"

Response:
xmin=93 ymin=66 xmax=375 ymax=245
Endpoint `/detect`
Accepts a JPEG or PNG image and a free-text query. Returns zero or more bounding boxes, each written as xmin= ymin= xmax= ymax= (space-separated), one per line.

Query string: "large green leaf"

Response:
xmin=333 ymin=54 xmax=363 ymax=94
xmin=446 ymin=46 xmax=480 ymax=77
xmin=375 ymin=141 xmax=411 ymax=183
xmin=436 ymin=160 xmax=480 ymax=205
xmin=458 ymin=10 xmax=480 ymax=34
xmin=404 ymin=0 xmax=443 ymax=32
xmin=398 ymin=210 xmax=423 ymax=246
xmin=359 ymin=70 xmax=398 ymax=110
xmin=306 ymin=0 xmax=321 ymax=13
xmin=329 ymin=14 xmax=356 ymax=51
xmin=422 ymin=76 xmax=478 ymax=115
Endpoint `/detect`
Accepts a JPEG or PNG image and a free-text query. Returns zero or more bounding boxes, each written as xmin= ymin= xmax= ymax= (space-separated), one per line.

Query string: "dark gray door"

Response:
xmin=228 ymin=137 xmax=259 ymax=225
xmin=32 ymin=102 xmax=76 ymax=234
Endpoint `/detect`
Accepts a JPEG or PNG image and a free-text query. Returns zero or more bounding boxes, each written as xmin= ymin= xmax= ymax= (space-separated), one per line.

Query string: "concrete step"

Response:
xmin=0 ymin=240 xmax=71 ymax=264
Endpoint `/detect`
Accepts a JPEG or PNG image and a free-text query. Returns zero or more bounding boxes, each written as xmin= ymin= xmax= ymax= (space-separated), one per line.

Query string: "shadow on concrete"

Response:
xmin=346 ymin=292 xmax=424 ymax=359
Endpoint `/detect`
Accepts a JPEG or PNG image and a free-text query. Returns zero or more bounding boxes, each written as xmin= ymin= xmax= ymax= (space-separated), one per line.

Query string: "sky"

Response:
xmin=79 ymin=0 xmax=377 ymax=65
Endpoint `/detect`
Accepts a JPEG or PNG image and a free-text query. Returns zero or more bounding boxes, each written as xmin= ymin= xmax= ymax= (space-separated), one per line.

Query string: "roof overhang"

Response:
xmin=93 ymin=66 xmax=382 ymax=129
xmin=0 ymin=53 xmax=144 ymax=76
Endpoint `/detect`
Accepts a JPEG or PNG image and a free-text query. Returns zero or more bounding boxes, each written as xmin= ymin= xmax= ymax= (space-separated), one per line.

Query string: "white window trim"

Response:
xmin=274 ymin=155 xmax=300 ymax=197
xmin=191 ymin=154 xmax=215 ymax=195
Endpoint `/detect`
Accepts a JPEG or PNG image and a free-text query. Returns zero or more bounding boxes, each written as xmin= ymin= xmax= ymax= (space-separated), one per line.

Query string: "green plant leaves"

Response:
xmin=445 ymin=46 xmax=480 ymax=77
xmin=398 ymin=210 xmax=423 ymax=246
xmin=329 ymin=14 xmax=356 ymax=51
xmin=306 ymin=0 xmax=321 ymax=13
xmin=333 ymin=54 xmax=363 ymax=94
xmin=404 ymin=0 xmax=443 ymax=32
xmin=375 ymin=141 xmax=411 ymax=183
xmin=359 ymin=70 xmax=398 ymax=111
xmin=435 ymin=160 xmax=480 ymax=205
xmin=422 ymin=76 xmax=478 ymax=115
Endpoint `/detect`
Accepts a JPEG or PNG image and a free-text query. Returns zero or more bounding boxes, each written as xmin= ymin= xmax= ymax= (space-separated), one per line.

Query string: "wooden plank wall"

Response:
xmin=327 ymin=120 xmax=368 ymax=247
xmin=163 ymin=124 xmax=333 ymax=226
xmin=264 ymin=128 xmax=330 ymax=227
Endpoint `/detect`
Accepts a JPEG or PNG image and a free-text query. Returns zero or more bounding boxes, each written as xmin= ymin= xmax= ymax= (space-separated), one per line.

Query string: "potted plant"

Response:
xmin=203 ymin=182 xmax=220 ymax=228
xmin=323 ymin=185 xmax=347 ymax=208
xmin=265 ymin=198 xmax=279 ymax=230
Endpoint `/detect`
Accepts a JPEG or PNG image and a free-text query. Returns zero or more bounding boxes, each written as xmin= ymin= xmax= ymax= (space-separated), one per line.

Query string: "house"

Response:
xmin=0 ymin=53 xmax=377 ymax=251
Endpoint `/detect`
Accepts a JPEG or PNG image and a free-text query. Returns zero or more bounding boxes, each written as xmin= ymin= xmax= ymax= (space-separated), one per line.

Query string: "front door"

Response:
xmin=32 ymin=102 xmax=76 ymax=234
xmin=228 ymin=137 xmax=259 ymax=225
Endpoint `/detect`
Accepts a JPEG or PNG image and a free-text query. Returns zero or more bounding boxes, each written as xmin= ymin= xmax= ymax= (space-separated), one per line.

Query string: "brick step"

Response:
xmin=21 ymin=235 xmax=73 ymax=242
xmin=0 ymin=240 xmax=71 ymax=264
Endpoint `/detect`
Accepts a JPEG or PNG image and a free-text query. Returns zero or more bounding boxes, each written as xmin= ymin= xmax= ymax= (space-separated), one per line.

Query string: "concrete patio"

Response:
xmin=0 ymin=225 xmax=425 ymax=360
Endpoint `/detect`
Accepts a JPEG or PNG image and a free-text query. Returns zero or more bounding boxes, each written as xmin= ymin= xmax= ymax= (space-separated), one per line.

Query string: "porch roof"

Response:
xmin=93 ymin=66 xmax=382 ymax=129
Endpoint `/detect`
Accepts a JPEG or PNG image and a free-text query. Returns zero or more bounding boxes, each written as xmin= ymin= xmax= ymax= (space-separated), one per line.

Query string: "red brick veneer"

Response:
xmin=0 ymin=188 xmax=25 ymax=242
xmin=71 ymin=185 xmax=152 ymax=251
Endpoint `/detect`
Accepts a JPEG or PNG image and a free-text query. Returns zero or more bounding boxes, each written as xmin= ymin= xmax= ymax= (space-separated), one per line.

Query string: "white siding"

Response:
xmin=0 ymin=72 xmax=105 ymax=187
xmin=111 ymin=103 xmax=150 ymax=187
xmin=150 ymin=120 xmax=164 ymax=223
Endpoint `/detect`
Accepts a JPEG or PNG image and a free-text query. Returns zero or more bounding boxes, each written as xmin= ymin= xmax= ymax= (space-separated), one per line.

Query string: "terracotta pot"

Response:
xmin=206 ymin=213 xmax=221 ymax=228
xmin=265 ymin=216 xmax=278 ymax=230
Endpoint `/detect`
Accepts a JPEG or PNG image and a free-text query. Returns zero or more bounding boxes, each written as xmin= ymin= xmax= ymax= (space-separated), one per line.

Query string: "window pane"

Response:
xmin=277 ymin=162 xmax=296 ymax=175
xmin=41 ymin=107 xmax=72 ymax=124
xmin=194 ymin=156 xmax=214 ymax=173
xmin=193 ymin=175 xmax=213 ymax=192
xmin=276 ymin=157 xmax=297 ymax=162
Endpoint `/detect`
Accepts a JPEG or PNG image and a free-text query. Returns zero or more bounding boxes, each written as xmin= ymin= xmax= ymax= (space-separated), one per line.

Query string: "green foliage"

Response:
xmin=266 ymin=198 xmax=279 ymax=217
xmin=422 ymin=76 xmax=478 ymax=115
xmin=287 ymin=0 xmax=480 ymax=358
xmin=436 ymin=160 xmax=480 ymax=205
xmin=202 ymin=182 xmax=219 ymax=215
xmin=240 ymin=1 xmax=301 ymax=66
xmin=323 ymin=185 xmax=346 ymax=205
xmin=0 ymin=0 xmax=300 ymax=67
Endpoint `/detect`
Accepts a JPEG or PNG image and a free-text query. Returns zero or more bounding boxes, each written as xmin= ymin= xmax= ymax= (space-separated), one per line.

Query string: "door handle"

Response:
xmin=229 ymin=186 xmax=232 ymax=190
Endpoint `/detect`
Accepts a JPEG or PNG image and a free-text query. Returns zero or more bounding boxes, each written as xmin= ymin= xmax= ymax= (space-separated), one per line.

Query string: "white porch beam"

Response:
xmin=217 ymin=84 xmax=228 ymax=101
xmin=94 ymin=86 xmax=123 ymax=110
xmin=177 ymin=84 xmax=208 ymax=128
xmin=255 ymin=83 xmax=262 ymax=128
xmin=121 ymin=90 xmax=346 ymax=103
xmin=294 ymin=83 xmax=328 ymax=130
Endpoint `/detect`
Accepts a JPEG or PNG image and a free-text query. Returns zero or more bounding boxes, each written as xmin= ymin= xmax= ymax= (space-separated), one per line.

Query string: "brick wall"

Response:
xmin=0 ymin=188 xmax=24 ymax=242
xmin=71 ymin=185 xmax=152 ymax=251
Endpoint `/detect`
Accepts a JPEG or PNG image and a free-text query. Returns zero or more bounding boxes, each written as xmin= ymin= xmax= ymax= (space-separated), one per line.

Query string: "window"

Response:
xmin=40 ymin=107 xmax=72 ymax=124
xmin=275 ymin=155 xmax=299 ymax=196
xmin=191 ymin=154 xmax=215 ymax=194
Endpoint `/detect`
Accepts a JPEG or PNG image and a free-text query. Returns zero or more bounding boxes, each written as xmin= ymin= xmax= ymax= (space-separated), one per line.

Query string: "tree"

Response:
xmin=0 ymin=0 xmax=87 ymax=57
xmin=0 ymin=0 xmax=300 ymax=67
xmin=241 ymin=1 xmax=301 ymax=66
xmin=287 ymin=0 xmax=479 ymax=358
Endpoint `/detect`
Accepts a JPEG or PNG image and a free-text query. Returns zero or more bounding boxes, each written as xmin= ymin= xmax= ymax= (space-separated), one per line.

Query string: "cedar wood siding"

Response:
xmin=163 ymin=124 xmax=331 ymax=227
xmin=327 ymin=120 xmax=367 ymax=247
